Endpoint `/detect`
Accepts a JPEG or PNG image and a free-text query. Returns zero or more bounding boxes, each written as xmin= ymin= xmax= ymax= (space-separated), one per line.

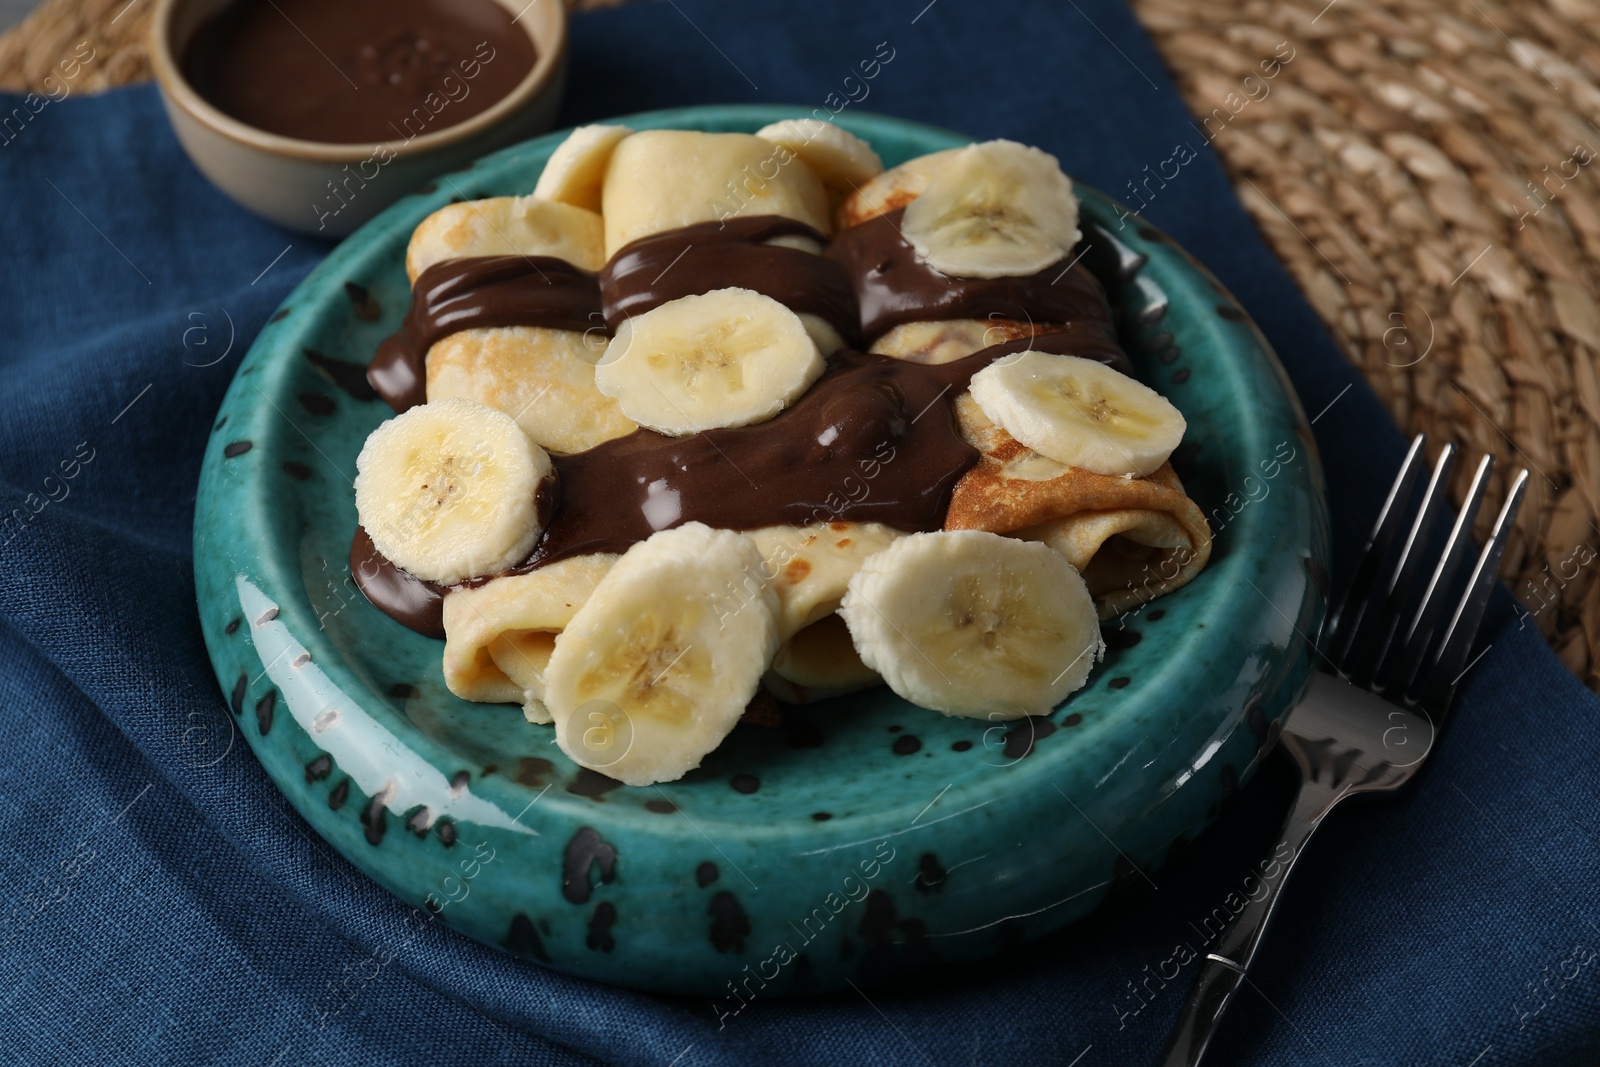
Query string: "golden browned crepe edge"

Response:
xmin=945 ymin=436 xmax=1212 ymax=618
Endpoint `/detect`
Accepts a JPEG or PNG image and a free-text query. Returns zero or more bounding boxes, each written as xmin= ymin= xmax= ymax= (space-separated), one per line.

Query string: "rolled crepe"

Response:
xmin=834 ymin=148 xmax=963 ymax=230
xmin=378 ymin=196 xmax=636 ymax=455
xmin=745 ymin=522 xmax=903 ymax=641
xmin=946 ymin=395 xmax=1210 ymax=618
xmin=441 ymin=554 xmax=617 ymax=722
xmin=598 ymin=130 xmax=854 ymax=355
xmin=439 ymin=523 xmax=901 ymax=714
xmin=405 ymin=196 xmax=607 ymax=282
xmin=600 ymin=130 xmax=831 ymax=257
xmin=764 ymin=615 xmax=882 ymax=704
xmin=746 ymin=522 xmax=901 ymax=701
xmin=425 ymin=327 xmax=636 ymax=456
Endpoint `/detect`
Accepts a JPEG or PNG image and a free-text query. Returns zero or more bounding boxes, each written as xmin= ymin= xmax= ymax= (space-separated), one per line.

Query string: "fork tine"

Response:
xmin=1324 ymin=434 xmax=1427 ymax=667
xmin=1344 ymin=442 xmax=1457 ymax=683
xmin=1417 ymin=468 xmax=1530 ymax=715
xmin=1383 ymin=453 xmax=1494 ymax=697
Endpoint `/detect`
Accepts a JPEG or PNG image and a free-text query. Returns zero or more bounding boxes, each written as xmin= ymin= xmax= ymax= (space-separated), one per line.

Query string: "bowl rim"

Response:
xmin=147 ymin=0 xmax=567 ymax=162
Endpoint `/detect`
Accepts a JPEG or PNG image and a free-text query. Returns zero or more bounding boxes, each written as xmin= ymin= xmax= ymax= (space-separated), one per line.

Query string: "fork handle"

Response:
xmin=1156 ymin=780 xmax=1332 ymax=1067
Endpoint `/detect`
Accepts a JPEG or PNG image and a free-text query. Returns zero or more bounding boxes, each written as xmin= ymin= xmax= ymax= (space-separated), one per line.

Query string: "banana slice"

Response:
xmin=839 ymin=530 xmax=1103 ymax=719
xmin=901 ymin=140 xmax=1080 ymax=279
xmin=354 ymin=397 xmax=553 ymax=585
xmin=755 ymin=119 xmax=883 ymax=193
xmin=543 ymin=523 xmax=780 ymax=785
xmin=595 ymin=288 xmax=825 ymax=436
xmin=968 ymin=351 xmax=1185 ymax=477
xmin=532 ymin=124 xmax=633 ymax=213
xmin=405 ymin=196 xmax=605 ymax=282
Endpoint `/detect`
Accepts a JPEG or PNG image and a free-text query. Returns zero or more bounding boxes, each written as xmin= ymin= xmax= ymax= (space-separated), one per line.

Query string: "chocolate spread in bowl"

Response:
xmin=182 ymin=0 xmax=536 ymax=144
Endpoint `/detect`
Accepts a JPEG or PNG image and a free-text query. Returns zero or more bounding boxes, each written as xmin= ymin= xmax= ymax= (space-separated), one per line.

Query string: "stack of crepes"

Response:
xmin=352 ymin=121 xmax=1212 ymax=785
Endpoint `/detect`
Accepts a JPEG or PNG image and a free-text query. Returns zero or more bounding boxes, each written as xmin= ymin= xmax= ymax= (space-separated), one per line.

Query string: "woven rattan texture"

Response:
xmin=4 ymin=0 xmax=1598 ymax=688
xmin=1127 ymin=0 xmax=1600 ymax=687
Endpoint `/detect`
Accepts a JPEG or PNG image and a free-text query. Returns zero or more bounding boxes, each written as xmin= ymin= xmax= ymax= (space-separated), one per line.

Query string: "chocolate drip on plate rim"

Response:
xmin=350 ymin=524 xmax=446 ymax=637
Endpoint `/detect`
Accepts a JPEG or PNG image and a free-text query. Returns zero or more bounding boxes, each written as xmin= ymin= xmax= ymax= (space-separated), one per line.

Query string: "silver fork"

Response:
xmin=1157 ymin=434 xmax=1530 ymax=1066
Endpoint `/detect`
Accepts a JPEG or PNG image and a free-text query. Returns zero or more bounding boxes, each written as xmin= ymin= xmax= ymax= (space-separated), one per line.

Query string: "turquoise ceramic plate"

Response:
xmin=194 ymin=105 xmax=1329 ymax=998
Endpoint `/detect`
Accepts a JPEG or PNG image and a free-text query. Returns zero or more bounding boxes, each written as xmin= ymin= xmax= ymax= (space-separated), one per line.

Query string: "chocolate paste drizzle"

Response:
xmin=357 ymin=212 xmax=1138 ymax=635
xmin=828 ymin=208 xmax=1111 ymax=338
xmin=529 ymin=349 xmax=988 ymax=567
xmin=368 ymin=256 xmax=603 ymax=412
xmin=600 ymin=216 xmax=857 ymax=341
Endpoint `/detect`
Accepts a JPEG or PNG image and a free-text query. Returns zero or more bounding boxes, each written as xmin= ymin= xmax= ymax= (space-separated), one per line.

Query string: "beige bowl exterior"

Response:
xmin=149 ymin=0 xmax=568 ymax=237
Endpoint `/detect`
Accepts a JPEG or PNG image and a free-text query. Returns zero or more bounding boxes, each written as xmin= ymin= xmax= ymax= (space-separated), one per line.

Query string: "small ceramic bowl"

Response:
xmin=148 ymin=0 xmax=568 ymax=237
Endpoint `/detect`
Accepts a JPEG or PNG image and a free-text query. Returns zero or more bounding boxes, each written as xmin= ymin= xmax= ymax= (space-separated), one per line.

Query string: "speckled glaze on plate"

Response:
xmin=193 ymin=105 xmax=1329 ymax=998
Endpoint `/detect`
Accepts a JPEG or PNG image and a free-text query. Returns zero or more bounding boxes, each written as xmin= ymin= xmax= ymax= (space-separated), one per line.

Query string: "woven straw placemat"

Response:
xmin=1126 ymin=0 xmax=1600 ymax=689
xmin=5 ymin=0 xmax=1598 ymax=689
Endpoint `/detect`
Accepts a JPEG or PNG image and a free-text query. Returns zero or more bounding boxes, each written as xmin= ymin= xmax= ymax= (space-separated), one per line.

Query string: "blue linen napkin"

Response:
xmin=1 ymin=0 xmax=1597 ymax=1063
